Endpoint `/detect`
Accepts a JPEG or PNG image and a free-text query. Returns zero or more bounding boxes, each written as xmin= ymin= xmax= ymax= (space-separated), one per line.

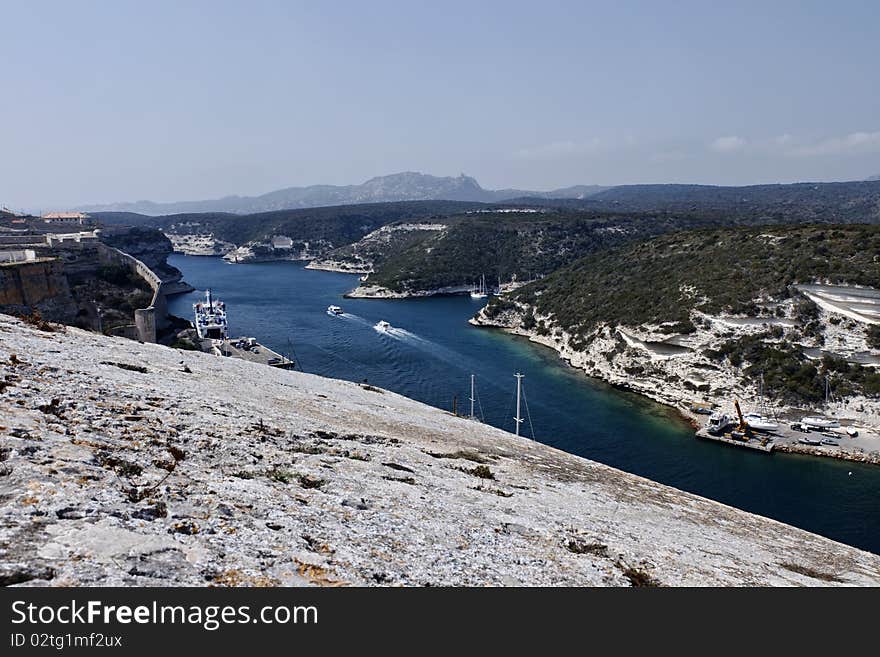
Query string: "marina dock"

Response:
xmin=695 ymin=428 xmax=775 ymax=452
xmin=199 ymin=336 xmax=295 ymax=369
xmin=695 ymin=420 xmax=880 ymax=461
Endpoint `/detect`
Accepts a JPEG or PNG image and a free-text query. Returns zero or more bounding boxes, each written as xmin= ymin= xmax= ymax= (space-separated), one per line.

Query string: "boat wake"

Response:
xmin=375 ymin=325 xmax=476 ymax=372
xmin=332 ymin=311 xmax=371 ymax=327
xmin=391 ymin=328 xmax=428 ymax=343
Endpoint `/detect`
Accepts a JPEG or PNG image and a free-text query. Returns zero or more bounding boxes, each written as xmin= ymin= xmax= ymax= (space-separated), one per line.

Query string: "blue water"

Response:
xmin=168 ymin=255 xmax=880 ymax=554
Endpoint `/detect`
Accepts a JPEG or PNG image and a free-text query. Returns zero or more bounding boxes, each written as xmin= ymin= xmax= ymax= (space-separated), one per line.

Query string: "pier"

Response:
xmin=695 ymin=420 xmax=880 ymax=462
xmin=695 ymin=428 xmax=775 ymax=453
xmin=199 ymin=336 xmax=295 ymax=369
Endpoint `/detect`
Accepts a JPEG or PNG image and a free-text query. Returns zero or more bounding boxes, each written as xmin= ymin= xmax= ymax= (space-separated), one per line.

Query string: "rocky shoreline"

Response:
xmin=305 ymin=260 xmax=371 ymax=274
xmin=3 ymin=312 xmax=880 ymax=586
xmin=345 ymin=284 xmax=473 ymax=299
xmin=469 ymin=310 xmax=880 ymax=467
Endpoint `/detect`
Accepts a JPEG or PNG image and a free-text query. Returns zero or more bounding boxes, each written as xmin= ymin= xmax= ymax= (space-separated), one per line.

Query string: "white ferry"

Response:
xmin=193 ymin=290 xmax=228 ymax=340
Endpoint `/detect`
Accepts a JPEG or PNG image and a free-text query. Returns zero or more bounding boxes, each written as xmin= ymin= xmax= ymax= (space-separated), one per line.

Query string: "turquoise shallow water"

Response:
xmin=168 ymin=255 xmax=880 ymax=554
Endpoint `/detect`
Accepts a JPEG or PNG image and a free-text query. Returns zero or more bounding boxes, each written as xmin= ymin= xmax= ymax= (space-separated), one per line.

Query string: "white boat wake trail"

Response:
xmin=380 ymin=326 xmax=475 ymax=373
xmin=335 ymin=312 xmax=371 ymax=327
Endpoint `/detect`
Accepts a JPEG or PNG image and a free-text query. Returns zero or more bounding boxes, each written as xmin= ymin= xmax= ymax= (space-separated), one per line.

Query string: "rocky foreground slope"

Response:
xmin=2 ymin=314 xmax=880 ymax=586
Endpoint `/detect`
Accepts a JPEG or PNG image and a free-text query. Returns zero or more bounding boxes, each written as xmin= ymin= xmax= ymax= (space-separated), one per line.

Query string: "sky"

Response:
xmin=2 ymin=0 xmax=879 ymax=209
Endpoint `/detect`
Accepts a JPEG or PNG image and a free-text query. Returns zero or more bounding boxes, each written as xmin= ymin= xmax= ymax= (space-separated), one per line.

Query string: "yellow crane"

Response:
xmin=732 ymin=400 xmax=754 ymax=441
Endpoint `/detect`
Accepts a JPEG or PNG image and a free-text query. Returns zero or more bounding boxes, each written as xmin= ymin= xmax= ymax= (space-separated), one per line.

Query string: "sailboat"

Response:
xmin=467 ymin=374 xmax=481 ymax=421
xmin=744 ymin=373 xmax=778 ymax=432
xmin=801 ymin=376 xmax=840 ymax=429
xmin=470 ymin=274 xmax=488 ymax=299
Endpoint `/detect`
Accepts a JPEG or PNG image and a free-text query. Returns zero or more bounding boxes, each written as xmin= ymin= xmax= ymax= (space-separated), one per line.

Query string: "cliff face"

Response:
xmin=2 ymin=313 xmax=880 ymax=587
xmin=0 ymin=260 xmax=78 ymax=322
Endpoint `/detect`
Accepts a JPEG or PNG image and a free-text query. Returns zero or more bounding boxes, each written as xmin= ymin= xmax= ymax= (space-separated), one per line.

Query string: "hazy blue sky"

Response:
xmin=3 ymin=0 xmax=879 ymax=209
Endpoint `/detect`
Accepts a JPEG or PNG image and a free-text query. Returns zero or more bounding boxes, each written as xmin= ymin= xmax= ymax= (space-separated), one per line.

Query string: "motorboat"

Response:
xmin=706 ymin=412 xmax=734 ymax=435
xmin=327 ymin=305 xmax=343 ymax=315
xmin=375 ymin=320 xmax=392 ymax=332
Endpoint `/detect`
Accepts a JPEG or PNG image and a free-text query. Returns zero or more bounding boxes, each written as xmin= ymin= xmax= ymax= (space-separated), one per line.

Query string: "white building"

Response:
xmin=0 ymin=249 xmax=37 ymax=264
xmin=271 ymin=235 xmax=294 ymax=249
xmin=42 ymin=212 xmax=91 ymax=225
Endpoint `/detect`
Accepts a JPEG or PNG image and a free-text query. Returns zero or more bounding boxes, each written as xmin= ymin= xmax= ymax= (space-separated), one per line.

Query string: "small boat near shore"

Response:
xmin=799 ymin=378 xmax=841 ymax=430
xmin=744 ymin=374 xmax=779 ymax=432
xmin=706 ymin=412 xmax=734 ymax=435
xmin=801 ymin=416 xmax=841 ymax=430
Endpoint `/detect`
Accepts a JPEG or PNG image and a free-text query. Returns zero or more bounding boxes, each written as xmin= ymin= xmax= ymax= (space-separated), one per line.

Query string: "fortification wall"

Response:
xmin=93 ymin=242 xmax=168 ymax=343
xmin=0 ymin=233 xmax=170 ymax=342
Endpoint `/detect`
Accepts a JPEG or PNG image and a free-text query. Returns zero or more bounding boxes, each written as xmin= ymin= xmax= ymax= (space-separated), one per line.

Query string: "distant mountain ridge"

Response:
xmin=77 ymin=172 xmax=609 ymax=216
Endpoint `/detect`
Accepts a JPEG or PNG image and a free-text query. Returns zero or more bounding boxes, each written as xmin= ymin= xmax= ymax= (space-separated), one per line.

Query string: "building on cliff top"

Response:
xmin=41 ymin=211 xmax=92 ymax=225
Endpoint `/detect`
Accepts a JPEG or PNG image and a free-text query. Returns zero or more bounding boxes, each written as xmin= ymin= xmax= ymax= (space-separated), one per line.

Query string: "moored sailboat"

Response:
xmin=470 ymin=274 xmax=488 ymax=299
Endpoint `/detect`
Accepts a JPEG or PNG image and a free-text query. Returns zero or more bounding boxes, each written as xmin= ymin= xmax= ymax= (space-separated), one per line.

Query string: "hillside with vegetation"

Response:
xmin=504 ymin=224 xmax=880 ymax=333
xmin=92 ymin=180 xmax=880 ymax=300
xmin=578 ymin=180 xmax=880 ymax=222
xmin=478 ymin=224 xmax=880 ymax=410
xmin=361 ymin=210 xmax=638 ymax=292
xmin=97 ymin=200 xmax=484 ymax=244
xmin=353 ymin=198 xmax=880 ymax=295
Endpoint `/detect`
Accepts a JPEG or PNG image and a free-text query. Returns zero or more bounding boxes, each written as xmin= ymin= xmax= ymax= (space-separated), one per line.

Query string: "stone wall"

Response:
xmin=93 ymin=242 xmax=168 ymax=343
xmin=0 ymin=233 xmax=171 ymax=342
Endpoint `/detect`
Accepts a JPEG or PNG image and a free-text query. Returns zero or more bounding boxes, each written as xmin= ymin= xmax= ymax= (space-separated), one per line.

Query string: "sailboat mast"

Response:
xmin=469 ymin=374 xmax=475 ymax=419
xmin=759 ymin=372 xmax=764 ymax=413
xmin=514 ymin=373 xmax=524 ymax=436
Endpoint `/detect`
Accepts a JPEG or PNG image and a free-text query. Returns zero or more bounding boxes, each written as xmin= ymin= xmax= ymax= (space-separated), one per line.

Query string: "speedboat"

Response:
xmin=800 ymin=416 xmax=840 ymax=430
xmin=743 ymin=412 xmax=778 ymax=432
xmin=327 ymin=305 xmax=343 ymax=315
xmin=375 ymin=320 xmax=392 ymax=332
xmin=706 ymin=412 xmax=734 ymax=435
